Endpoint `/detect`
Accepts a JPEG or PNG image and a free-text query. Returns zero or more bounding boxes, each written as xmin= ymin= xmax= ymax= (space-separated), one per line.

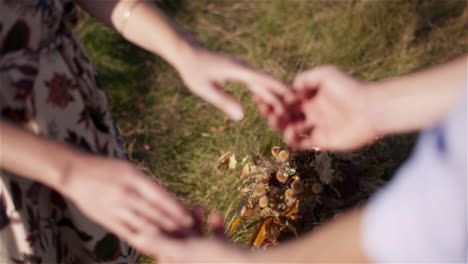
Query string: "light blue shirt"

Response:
xmin=363 ymin=95 xmax=467 ymax=263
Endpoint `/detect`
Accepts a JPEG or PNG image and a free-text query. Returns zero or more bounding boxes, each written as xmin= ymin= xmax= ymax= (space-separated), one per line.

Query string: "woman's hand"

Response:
xmin=61 ymin=154 xmax=193 ymax=255
xmin=151 ymin=212 xmax=252 ymax=263
xmin=282 ymin=65 xmax=378 ymax=151
xmin=175 ymin=48 xmax=294 ymax=122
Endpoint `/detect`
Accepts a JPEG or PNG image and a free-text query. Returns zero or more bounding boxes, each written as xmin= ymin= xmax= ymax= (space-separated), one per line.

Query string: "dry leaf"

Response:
xmin=230 ymin=218 xmax=241 ymax=233
xmin=217 ymin=151 xmax=232 ymax=169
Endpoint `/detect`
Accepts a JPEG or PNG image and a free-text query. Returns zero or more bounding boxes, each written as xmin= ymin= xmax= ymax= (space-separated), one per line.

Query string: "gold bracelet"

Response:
xmin=120 ymin=1 xmax=142 ymax=34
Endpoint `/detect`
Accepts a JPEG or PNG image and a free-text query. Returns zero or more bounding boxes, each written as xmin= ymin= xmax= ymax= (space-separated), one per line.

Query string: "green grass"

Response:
xmin=77 ymin=0 xmax=467 ymax=262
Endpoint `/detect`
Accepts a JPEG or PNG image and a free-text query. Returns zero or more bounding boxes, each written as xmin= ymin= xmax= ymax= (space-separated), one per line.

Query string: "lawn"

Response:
xmin=77 ymin=0 xmax=467 ymax=262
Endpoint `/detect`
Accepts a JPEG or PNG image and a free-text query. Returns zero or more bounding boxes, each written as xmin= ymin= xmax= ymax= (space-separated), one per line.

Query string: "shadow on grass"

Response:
xmin=413 ymin=0 xmax=467 ymax=39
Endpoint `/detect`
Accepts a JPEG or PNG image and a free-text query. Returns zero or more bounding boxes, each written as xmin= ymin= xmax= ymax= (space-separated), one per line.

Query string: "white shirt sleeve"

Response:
xmin=362 ymin=96 xmax=467 ymax=263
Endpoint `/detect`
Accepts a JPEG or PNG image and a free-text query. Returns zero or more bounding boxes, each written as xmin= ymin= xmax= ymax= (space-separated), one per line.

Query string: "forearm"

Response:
xmin=76 ymin=0 xmax=198 ymax=69
xmin=0 ymin=121 xmax=78 ymax=190
xmin=253 ymin=208 xmax=370 ymax=263
xmin=367 ymin=55 xmax=467 ymax=135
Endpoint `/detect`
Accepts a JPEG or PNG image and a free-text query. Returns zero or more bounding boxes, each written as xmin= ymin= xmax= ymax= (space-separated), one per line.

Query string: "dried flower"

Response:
xmin=285 ymin=188 xmax=295 ymax=200
xmin=259 ymin=196 xmax=269 ymax=208
xmin=229 ymin=154 xmax=238 ymax=170
xmin=271 ymin=146 xmax=281 ymax=157
xmin=278 ymin=150 xmax=289 ymax=161
xmin=276 ymin=171 xmax=288 ymax=183
xmin=240 ymin=206 xmax=246 ymax=216
xmin=254 ymin=184 xmax=266 ymax=197
xmin=291 ymin=178 xmax=304 ymax=193
xmin=312 ymin=183 xmax=323 ymax=194
xmin=217 ymin=151 xmax=232 ymax=169
xmin=240 ymin=163 xmax=251 ymax=178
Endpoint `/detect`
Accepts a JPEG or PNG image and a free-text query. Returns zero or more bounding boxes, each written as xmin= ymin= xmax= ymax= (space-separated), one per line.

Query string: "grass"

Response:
xmin=77 ymin=0 xmax=467 ymax=262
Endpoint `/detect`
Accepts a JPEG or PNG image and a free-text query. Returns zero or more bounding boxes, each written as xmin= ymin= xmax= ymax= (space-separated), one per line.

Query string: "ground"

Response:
xmin=76 ymin=0 xmax=467 ymax=262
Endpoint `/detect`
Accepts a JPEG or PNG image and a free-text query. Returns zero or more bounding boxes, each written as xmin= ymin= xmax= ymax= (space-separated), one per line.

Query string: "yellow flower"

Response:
xmin=285 ymin=188 xmax=295 ymax=200
xmin=259 ymin=196 xmax=269 ymax=208
xmin=278 ymin=150 xmax=289 ymax=161
xmin=291 ymin=178 xmax=304 ymax=194
xmin=312 ymin=183 xmax=323 ymax=194
xmin=254 ymin=184 xmax=266 ymax=197
xmin=276 ymin=171 xmax=289 ymax=183
xmin=271 ymin=146 xmax=281 ymax=157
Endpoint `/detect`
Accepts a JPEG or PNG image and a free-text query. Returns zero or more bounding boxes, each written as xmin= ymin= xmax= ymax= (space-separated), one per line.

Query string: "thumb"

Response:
xmin=293 ymin=65 xmax=342 ymax=91
xmin=195 ymin=82 xmax=244 ymax=121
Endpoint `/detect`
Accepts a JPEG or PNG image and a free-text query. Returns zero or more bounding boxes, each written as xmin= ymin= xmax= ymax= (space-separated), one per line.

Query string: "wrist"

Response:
xmin=361 ymin=81 xmax=390 ymax=137
xmin=170 ymin=43 xmax=206 ymax=73
xmin=46 ymin=145 xmax=86 ymax=193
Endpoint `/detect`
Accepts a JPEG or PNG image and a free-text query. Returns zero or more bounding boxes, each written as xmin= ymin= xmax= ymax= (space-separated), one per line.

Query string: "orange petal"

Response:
xmin=230 ymin=218 xmax=241 ymax=233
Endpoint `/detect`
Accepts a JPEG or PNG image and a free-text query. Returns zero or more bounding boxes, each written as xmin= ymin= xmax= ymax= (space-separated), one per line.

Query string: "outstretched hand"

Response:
xmin=262 ymin=65 xmax=379 ymax=151
xmin=175 ymin=48 xmax=294 ymax=123
xmin=149 ymin=206 xmax=250 ymax=263
xmin=62 ymin=155 xmax=194 ymax=256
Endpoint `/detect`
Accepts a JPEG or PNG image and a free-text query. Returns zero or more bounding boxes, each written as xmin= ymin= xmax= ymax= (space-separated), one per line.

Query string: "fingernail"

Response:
xmin=231 ymin=110 xmax=244 ymax=121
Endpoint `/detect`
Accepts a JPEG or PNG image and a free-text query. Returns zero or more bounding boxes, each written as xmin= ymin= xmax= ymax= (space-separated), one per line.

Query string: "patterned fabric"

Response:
xmin=0 ymin=0 xmax=138 ymax=263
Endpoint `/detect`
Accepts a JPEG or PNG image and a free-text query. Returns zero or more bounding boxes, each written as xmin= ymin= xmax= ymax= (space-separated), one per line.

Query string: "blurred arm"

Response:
xmin=253 ymin=208 xmax=370 ymax=263
xmin=0 ymin=120 xmax=77 ymax=190
xmin=367 ymin=54 xmax=467 ymax=135
xmin=75 ymin=0 xmax=198 ymax=70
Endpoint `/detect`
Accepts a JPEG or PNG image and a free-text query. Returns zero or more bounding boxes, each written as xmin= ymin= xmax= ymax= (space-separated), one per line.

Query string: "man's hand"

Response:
xmin=281 ymin=65 xmax=378 ymax=151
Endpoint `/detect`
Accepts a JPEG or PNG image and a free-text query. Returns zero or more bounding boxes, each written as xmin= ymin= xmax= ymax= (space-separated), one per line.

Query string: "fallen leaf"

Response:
xmin=217 ymin=151 xmax=232 ymax=169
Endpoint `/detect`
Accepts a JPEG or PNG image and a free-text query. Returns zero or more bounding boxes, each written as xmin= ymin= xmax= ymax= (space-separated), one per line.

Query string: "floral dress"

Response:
xmin=0 ymin=0 xmax=139 ymax=263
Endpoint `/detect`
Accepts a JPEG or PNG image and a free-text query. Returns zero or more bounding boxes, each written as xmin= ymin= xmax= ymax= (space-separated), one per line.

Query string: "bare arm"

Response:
xmin=283 ymin=55 xmax=467 ymax=151
xmin=75 ymin=0 xmax=195 ymax=69
xmin=0 ymin=120 xmax=193 ymax=256
xmin=367 ymin=54 xmax=467 ymax=135
xmin=75 ymin=0 xmax=293 ymax=122
xmin=148 ymin=207 xmax=370 ymax=263
xmin=0 ymin=120 xmax=73 ymax=189
xmin=253 ymin=208 xmax=369 ymax=263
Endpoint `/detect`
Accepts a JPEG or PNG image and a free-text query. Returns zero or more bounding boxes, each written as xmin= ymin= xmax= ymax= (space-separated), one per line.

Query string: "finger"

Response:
xmin=106 ymin=216 xmax=162 ymax=257
xmin=191 ymin=204 xmax=205 ymax=236
xmin=133 ymin=177 xmax=193 ymax=228
xmin=293 ymin=69 xmax=324 ymax=92
xmin=254 ymin=73 xmax=295 ymax=102
xmin=283 ymin=122 xmax=313 ymax=147
xmin=115 ymin=206 xmax=160 ymax=235
xmin=224 ymin=61 xmax=294 ymax=98
xmin=293 ymin=65 xmax=342 ymax=91
xmin=283 ymin=124 xmax=300 ymax=147
xmin=208 ymin=213 xmax=227 ymax=240
xmin=126 ymin=196 xmax=180 ymax=232
xmin=267 ymin=114 xmax=286 ymax=132
xmin=196 ymin=82 xmax=244 ymax=121
xmin=225 ymin=65 xmax=292 ymax=116
xmin=257 ymin=102 xmax=272 ymax=118
xmin=250 ymin=83 xmax=287 ymax=116
xmin=292 ymin=128 xmax=325 ymax=151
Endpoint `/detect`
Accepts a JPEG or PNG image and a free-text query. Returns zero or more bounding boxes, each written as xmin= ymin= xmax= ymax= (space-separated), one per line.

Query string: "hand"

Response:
xmin=282 ymin=65 xmax=379 ymax=151
xmin=151 ymin=212 xmax=251 ymax=263
xmin=61 ymin=154 xmax=193 ymax=255
xmin=175 ymin=48 xmax=294 ymax=122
